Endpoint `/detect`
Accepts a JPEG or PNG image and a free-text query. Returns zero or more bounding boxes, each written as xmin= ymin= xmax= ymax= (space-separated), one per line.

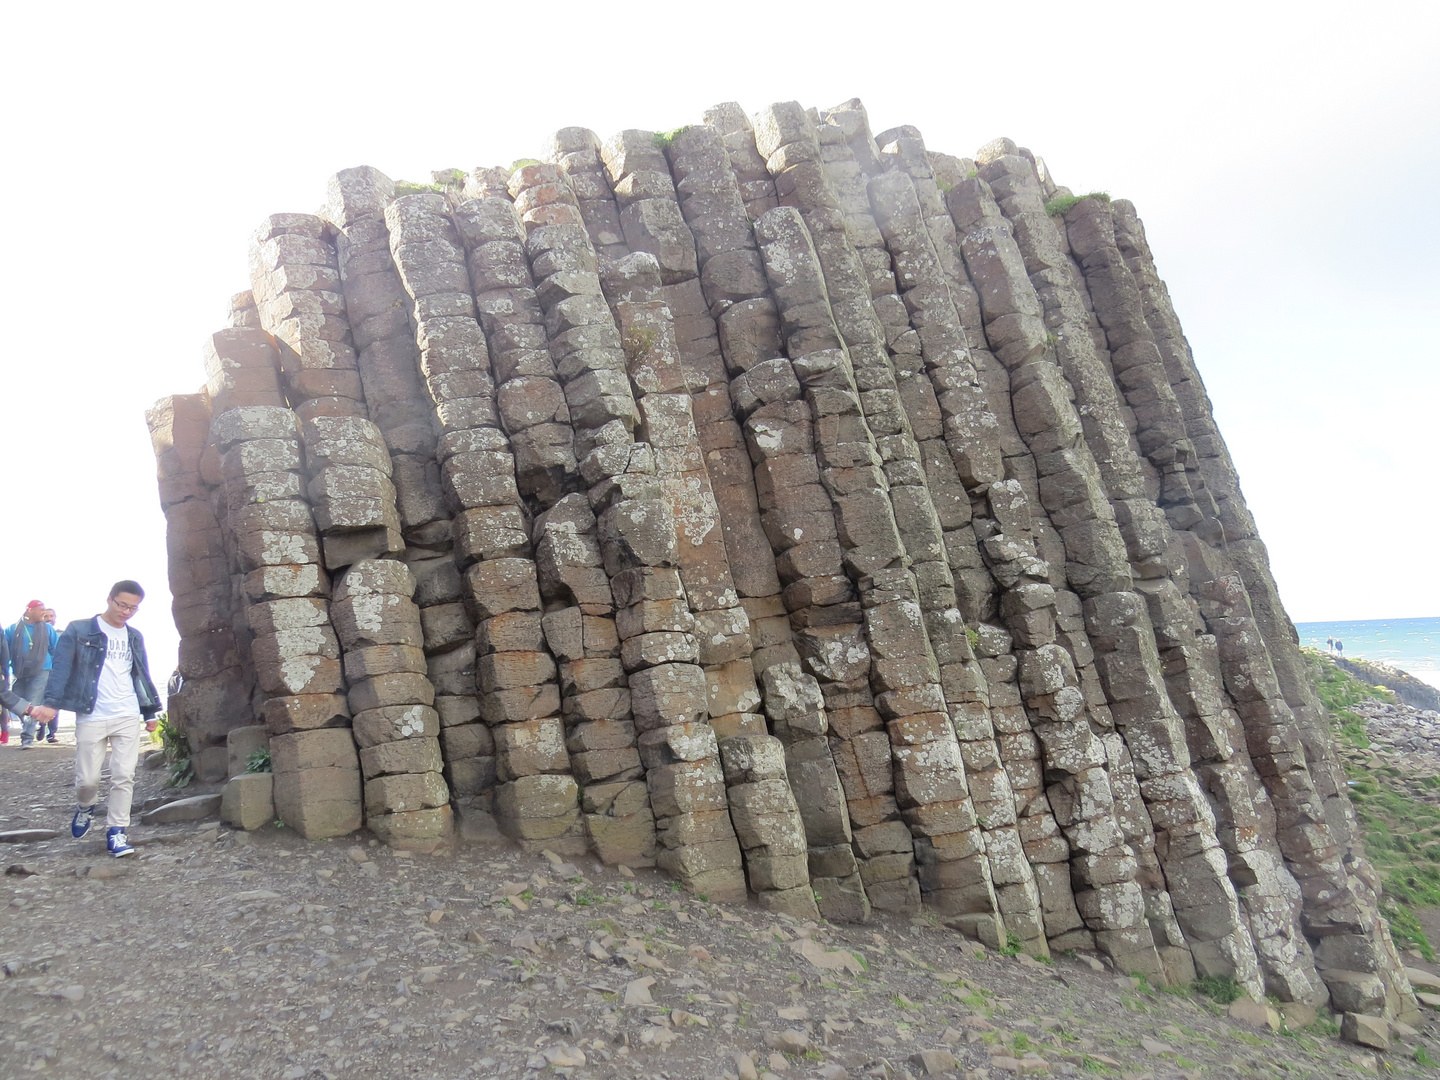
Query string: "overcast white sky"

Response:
xmin=1 ymin=0 xmax=1435 ymax=686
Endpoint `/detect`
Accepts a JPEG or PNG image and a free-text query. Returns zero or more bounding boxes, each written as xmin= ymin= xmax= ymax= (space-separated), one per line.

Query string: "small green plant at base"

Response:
xmin=1044 ymin=191 xmax=1111 ymax=217
xmin=1012 ymin=1033 xmax=1031 ymax=1053
xmin=965 ymin=626 xmax=981 ymax=650
xmin=1308 ymin=1014 xmax=1340 ymax=1037
xmin=1081 ymin=1056 xmax=1113 ymax=1073
xmin=999 ymin=931 xmax=1024 ymax=956
xmin=245 ymin=747 xmax=271 ymax=773
xmin=1416 ymin=1045 xmax=1437 ymax=1067
xmin=155 ymin=711 xmax=193 ymax=788
xmin=1193 ymin=974 xmax=1243 ymax=1003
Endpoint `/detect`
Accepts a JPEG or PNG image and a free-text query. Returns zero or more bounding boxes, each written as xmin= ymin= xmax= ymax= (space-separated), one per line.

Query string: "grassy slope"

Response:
xmin=1304 ymin=647 xmax=1440 ymax=959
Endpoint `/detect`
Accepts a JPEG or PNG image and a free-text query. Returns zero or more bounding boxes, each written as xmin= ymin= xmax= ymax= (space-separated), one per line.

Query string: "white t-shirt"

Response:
xmin=83 ymin=617 xmax=140 ymax=722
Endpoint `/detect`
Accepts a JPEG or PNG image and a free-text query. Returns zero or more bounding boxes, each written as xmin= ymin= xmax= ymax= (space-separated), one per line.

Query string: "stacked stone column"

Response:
xmin=863 ymin=161 xmax=1076 ymax=953
xmin=944 ymin=176 xmax=1170 ymax=978
xmin=509 ymin=164 xmax=744 ymax=891
xmin=322 ymin=169 xmax=485 ymax=828
xmin=662 ymin=122 xmax=863 ymax=921
xmin=702 ymin=105 xmax=779 ymax=221
xmin=210 ymin=404 xmax=360 ymax=838
xmin=384 ymin=192 xmax=577 ymax=854
xmin=807 ymin=111 xmax=1047 ymax=952
xmin=146 ymin=387 xmax=251 ymax=782
xmin=596 ymin=131 xmax=820 ymax=915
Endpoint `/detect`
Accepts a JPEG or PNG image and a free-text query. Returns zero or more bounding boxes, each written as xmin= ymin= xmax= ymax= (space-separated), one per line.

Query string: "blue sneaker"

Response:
xmin=71 ymin=805 xmax=96 ymax=839
xmin=106 ymin=827 xmax=134 ymax=858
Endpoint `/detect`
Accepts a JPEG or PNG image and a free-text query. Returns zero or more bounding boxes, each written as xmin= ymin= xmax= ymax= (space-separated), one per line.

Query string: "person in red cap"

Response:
xmin=7 ymin=601 xmax=61 ymax=746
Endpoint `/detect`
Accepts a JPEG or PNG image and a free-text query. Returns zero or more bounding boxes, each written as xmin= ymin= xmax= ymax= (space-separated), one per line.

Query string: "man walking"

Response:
xmin=8 ymin=601 xmax=60 ymax=746
xmin=0 ymin=625 xmax=48 ymax=742
xmin=30 ymin=582 xmax=160 ymax=857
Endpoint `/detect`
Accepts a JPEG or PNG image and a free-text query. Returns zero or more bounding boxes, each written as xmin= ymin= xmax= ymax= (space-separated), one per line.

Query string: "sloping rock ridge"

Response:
xmin=145 ymin=97 xmax=1415 ymax=1020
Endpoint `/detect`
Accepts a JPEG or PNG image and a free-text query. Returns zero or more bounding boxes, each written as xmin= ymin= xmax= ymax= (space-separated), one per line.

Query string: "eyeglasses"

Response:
xmin=111 ymin=599 xmax=140 ymax=614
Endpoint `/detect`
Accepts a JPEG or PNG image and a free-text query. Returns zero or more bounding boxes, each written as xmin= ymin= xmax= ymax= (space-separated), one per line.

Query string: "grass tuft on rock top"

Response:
xmin=1306 ymin=648 xmax=1438 ymax=958
xmin=1044 ymin=191 xmax=1111 ymax=217
xmin=393 ymin=180 xmax=445 ymax=196
xmin=653 ymin=126 xmax=692 ymax=151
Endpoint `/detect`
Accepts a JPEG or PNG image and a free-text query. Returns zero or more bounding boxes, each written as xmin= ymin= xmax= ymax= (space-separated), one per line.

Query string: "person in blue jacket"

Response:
xmin=8 ymin=600 xmax=61 ymax=746
xmin=0 ymin=625 xmax=47 ymax=736
xmin=30 ymin=581 xmax=160 ymax=858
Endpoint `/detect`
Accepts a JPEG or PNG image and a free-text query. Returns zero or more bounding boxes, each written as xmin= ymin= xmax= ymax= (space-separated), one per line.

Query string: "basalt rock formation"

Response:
xmin=146 ymin=98 xmax=1416 ymax=1021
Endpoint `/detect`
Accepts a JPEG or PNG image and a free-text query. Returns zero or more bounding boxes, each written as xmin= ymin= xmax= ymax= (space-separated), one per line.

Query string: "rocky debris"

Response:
xmin=139 ymin=793 xmax=221 ymax=825
xmin=1 ymin=741 xmax=1437 ymax=1080
xmin=1336 ymin=656 xmax=1440 ymax=713
xmin=147 ymin=96 xmax=1416 ymax=1023
xmin=0 ymin=830 xmax=60 ymax=843
xmin=1341 ymin=697 xmax=1440 ymax=781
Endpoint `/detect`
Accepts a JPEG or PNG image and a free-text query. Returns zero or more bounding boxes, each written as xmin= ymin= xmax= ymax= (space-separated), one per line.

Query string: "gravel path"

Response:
xmin=2 ymin=741 xmax=1435 ymax=1078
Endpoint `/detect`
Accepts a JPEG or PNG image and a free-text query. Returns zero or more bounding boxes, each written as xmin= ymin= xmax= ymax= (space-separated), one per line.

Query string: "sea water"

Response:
xmin=1294 ymin=616 xmax=1440 ymax=690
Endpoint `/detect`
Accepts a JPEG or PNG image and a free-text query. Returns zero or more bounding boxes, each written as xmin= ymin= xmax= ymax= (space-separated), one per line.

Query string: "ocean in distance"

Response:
xmin=1294 ymin=616 xmax=1440 ymax=690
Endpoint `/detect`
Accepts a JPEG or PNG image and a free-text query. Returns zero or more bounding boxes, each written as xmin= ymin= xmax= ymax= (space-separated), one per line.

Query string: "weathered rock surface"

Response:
xmin=146 ymin=97 xmax=1414 ymax=1021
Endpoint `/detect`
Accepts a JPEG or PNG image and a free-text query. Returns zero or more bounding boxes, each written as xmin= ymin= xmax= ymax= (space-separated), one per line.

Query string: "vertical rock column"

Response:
xmin=598 ymin=130 xmax=814 ymax=912
xmin=511 ymin=164 xmax=745 ymax=895
xmin=210 ymin=404 xmax=359 ymax=838
xmin=1116 ymin=180 xmax=1414 ymax=1015
xmin=384 ymin=193 xmax=580 ymax=854
xmin=146 ymin=389 xmax=252 ymax=779
xmin=330 ymin=560 xmax=450 ymax=849
xmin=702 ymin=104 xmax=779 ymax=221
xmin=457 ymin=193 xmax=648 ymax=859
xmin=811 ymin=111 xmax=1047 ymax=952
xmin=945 ymin=177 xmax=1169 ymax=978
xmin=454 ymin=195 xmax=577 ymax=506
xmin=249 ymin=215 xmax=403 ymax=569
xmin=1055 ymin=195 xmax=1208 ymax=536
xmin=752 ymin=102 xmax=1005 ymax=933
xmin=750 ymin=201 xmax=1000 ymax=933
xmin=322 ymin=168 xmax=485 ymax=825
xmin=663 ymin=122 xmax=863 ymax=921
xmin=470 ymin=173 xmax=649 ymax=863
xmin=864 ymin=163 xmax=1066 ymax=954
xmin=878 ymin=138 xmax=1098 ymax=951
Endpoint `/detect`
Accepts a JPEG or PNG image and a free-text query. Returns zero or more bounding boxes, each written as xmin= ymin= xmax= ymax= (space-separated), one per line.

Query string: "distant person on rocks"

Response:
xmin=1337 ymin=640 xmax=1344 ymax=654
xmin=0 ymin=621 xmax=49 ymax=744
xmin=29 ymin=581 xmax=160 ymax=858
xmin=8 ymin=600 xmax=61 ymax=746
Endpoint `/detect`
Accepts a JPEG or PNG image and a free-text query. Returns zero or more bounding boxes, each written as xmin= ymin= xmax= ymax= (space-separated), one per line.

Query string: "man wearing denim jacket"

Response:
xmin=31 ymin=581 xmax=161 ymax=857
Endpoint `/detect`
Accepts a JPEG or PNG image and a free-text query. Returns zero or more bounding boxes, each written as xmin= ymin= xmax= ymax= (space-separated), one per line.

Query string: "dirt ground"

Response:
xmin=2 ymin=738 xmax=1437 ymax=1080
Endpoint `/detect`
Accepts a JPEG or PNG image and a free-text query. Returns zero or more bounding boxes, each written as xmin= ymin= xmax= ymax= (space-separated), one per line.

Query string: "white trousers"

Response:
xmin=75 ymin=714 xmax=143 ymax=828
